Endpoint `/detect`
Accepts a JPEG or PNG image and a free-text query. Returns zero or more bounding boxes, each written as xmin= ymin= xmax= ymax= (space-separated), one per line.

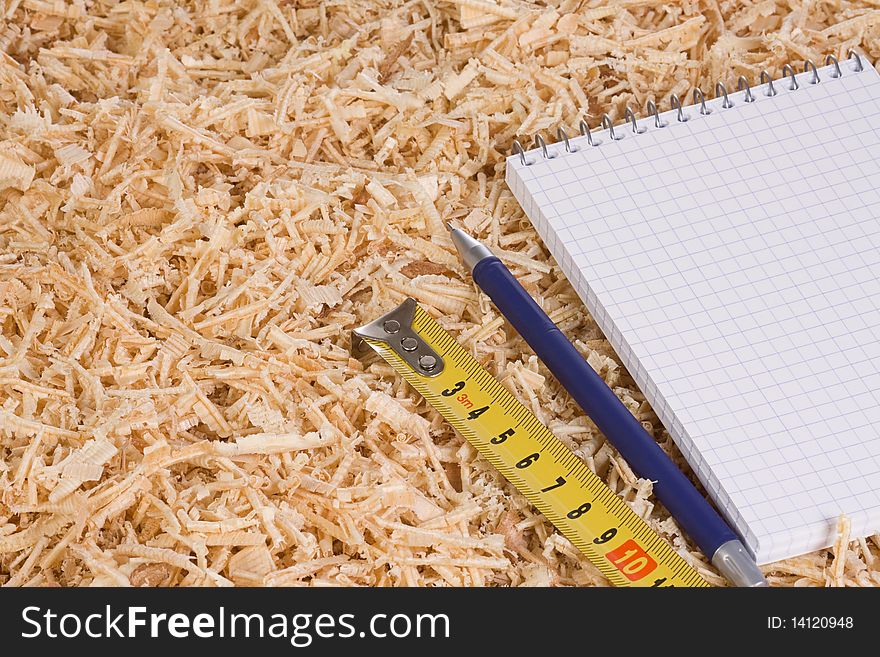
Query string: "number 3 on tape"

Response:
xmin=353 ymin=299 xmax=708 ymax=588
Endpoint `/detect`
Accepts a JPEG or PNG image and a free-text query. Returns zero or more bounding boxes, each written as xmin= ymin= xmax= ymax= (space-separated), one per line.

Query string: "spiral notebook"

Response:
xmin=506 ymin=54 xmax=880 ymax=564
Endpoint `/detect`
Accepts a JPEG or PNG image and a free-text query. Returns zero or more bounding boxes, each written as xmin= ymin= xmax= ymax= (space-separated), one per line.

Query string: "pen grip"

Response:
xmin=472 ymin=257 xmax=737 ymax=557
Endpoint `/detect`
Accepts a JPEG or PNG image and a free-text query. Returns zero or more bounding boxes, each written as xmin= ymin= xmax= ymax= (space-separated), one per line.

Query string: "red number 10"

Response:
xmin=605 ymin=539 xmax=657 ymax=581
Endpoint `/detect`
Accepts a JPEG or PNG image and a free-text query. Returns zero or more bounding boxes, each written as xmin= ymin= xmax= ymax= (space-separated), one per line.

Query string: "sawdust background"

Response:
xmin=1 ymin=0 xmax=879 ymax=587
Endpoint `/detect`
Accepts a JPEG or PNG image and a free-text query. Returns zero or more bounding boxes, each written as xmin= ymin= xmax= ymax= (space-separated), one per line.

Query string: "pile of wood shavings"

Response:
xmin=1 ymin=0 xmax=879 ymax=588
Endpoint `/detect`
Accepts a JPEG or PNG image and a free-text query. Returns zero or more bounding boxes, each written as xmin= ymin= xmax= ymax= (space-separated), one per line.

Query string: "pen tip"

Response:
xmin=444 ymin=222 xmax=454 ymax=232
xmin=447 ymin=226 xmax=493 ymax=273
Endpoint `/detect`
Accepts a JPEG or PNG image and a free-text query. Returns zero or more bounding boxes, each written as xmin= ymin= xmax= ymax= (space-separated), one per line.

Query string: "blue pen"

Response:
xmin=448 ymin=226 xmax=767 ymax=587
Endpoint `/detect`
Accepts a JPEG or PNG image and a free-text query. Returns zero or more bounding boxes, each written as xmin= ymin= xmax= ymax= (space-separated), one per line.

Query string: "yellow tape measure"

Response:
xmin=354 ymin=299 xmax=708 ymax=587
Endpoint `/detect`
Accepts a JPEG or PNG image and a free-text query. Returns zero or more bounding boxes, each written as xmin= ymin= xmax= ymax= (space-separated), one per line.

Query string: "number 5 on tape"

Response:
xmin=353 ymin=299 xmax=708 ymax=588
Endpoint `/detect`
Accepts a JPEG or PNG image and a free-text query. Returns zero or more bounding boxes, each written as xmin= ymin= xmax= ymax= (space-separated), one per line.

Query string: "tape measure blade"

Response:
xmin=361 ymin=303 xmax=708 ymax=588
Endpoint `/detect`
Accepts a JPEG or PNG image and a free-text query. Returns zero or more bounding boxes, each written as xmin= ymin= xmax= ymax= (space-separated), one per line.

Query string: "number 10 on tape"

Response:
xmin=353 ymin=299 xmax=708 ymax=588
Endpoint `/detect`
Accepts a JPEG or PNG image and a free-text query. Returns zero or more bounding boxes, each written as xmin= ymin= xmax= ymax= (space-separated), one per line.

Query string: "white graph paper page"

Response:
xmin=506 ymin=61 xmax=880 ymax=564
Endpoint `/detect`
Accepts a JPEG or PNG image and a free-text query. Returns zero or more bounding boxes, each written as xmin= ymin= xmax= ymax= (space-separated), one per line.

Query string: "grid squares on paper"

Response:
xmin=505 ymin=63 xmax=880 ymax=564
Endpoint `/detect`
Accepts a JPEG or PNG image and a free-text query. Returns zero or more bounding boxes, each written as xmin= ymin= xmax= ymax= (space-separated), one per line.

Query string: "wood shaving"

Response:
xmin=1 ymin=0 xmax=879 ymax=588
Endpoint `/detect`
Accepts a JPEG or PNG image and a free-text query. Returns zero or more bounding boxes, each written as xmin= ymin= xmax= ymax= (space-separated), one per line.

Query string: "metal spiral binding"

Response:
xmin=782 ymin=63 xmax=799 ymax=90
xmin=737 ymin=76 xmax=754 ymax=103
xmin=715 ymin=81 xmax=733 ymax=108
xmin=624 ymin=106 xmax=646 ymax=133
xmin=693 ymin=88 xmax=710 ymax=115
xmin=760 ymin=70 xmax=777 ymax=96
xmin=646 ymin=100 xmax=666 ymax=128
xmin=670 ymin=93 xmax=687 ymax=122
xmin=512 ymin=50 xmax=866 ymax=165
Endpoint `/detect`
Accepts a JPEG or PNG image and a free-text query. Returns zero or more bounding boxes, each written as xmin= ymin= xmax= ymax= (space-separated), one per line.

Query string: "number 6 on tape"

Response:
xmin=353 ymin=299 xmax=708 ymax=587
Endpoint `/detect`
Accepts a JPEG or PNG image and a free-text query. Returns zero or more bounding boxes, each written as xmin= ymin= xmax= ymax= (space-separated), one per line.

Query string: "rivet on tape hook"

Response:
xmin=352 ymin=298 xmax=445 ymax=377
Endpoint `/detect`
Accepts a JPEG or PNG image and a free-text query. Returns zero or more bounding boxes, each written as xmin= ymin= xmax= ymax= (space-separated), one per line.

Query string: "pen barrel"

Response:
xmin=472 ymin=257 xmax=738 ymax=557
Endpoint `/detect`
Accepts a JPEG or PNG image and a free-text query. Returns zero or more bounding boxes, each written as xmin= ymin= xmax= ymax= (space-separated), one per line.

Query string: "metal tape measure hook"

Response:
xmin=352 ymin=298 xmax=445 ymax=377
